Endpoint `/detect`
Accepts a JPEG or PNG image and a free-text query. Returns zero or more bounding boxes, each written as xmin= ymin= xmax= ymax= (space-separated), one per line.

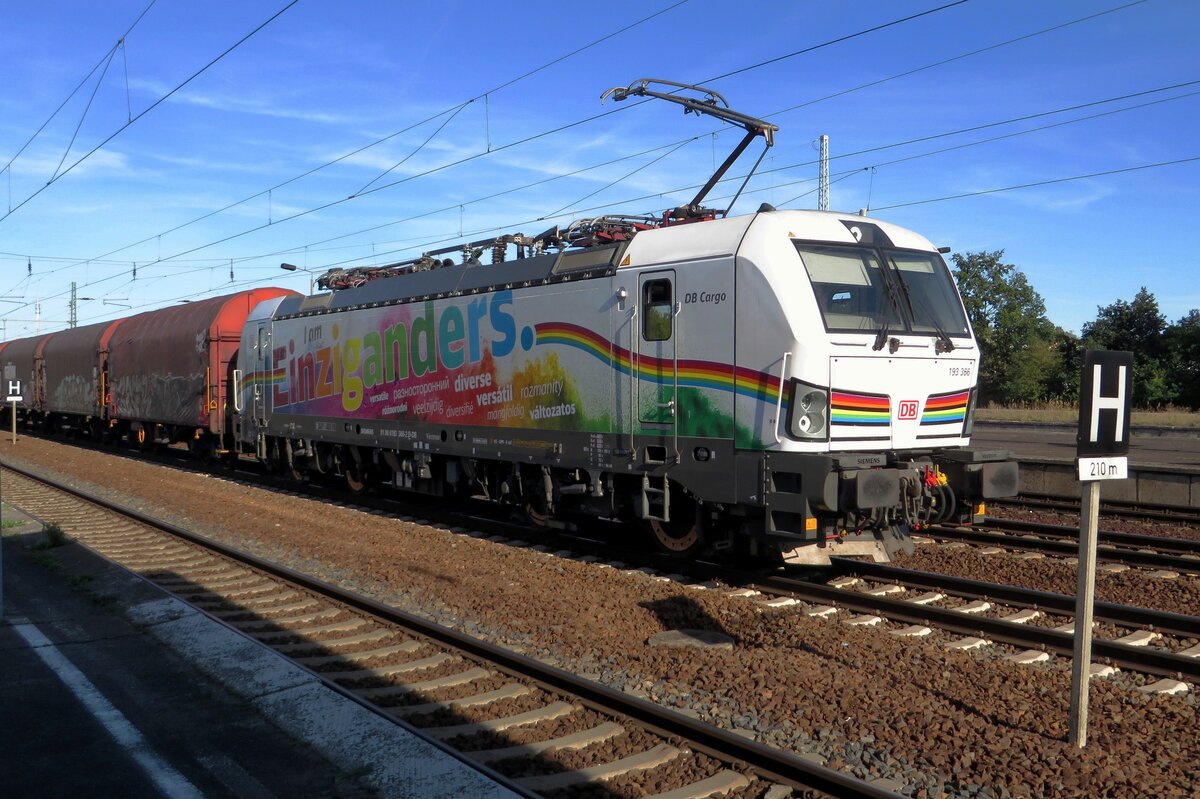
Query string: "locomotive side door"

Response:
xmin=252 ymin=322 xmax=270 ymax=427
xmin=635 ymin=270 xmax=679 ymax=461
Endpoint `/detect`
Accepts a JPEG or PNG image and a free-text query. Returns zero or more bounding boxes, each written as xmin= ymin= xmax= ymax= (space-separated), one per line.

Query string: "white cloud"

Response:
xmin=129 ymin=78 xmax=361 ymax=126
xmin=8 ymin=147 xmax=130 ymax=179
xmin=1000 ymin=180 xmax=1116 ymax=212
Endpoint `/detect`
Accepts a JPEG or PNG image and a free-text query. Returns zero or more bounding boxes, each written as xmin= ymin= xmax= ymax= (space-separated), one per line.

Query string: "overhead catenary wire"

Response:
xmin=10 ymin=0 xmax=975 ymax=294
xmin=12 ymin=0 xmax=989 ymax=294
xmin=10 ymin=75 xmax=1197 ymax=292
xmin=23 ymin=76 xmax=1200 ymax=322
xmin=871 ymin=156 xmax=1200 ymax=211
xmin=62 ymin=148 xmax=1199 ymax=332
xmin=0 ymin=0 xmax=158 ymax=181
xmin=7 ymin=1 xmax=1176 ymax=320
xmin=0 ymin=0 xmax=300 ymax=224
xmin=183 ymin=79 xmax=1200 ymax=274
xmin=20 ymin=0 xmax=697 ymax=281
xmin=765 ymin=0 xmax=1150 ymax=120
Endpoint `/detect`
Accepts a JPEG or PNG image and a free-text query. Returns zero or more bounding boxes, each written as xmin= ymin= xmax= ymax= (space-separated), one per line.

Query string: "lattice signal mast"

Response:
xmin=818 ymin=134 xmax=829 ymax=211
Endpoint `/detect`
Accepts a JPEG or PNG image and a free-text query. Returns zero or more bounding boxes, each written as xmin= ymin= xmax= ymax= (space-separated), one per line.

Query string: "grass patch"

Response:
xmin=67 ymin=573 xmax=94 ymax=590
xmin=2 ymin=518 xmax=25 ymax=529
xmin=31 ymin=522 xmax=71 ymax=550
xmin=30 ymin=550 xmax=61 ymax=571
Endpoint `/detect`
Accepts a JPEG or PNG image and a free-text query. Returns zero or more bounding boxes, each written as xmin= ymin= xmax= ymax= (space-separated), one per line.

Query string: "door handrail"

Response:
xmin=773 ymin=351 xmax=792 ymax=444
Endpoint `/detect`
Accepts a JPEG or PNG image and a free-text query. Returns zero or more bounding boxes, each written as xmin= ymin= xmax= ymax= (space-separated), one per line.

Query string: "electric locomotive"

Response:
xmin=235 ymin=215 xmax=1016 ymax=564
xmin=232 ymin=79 xmax=1016 ymax=563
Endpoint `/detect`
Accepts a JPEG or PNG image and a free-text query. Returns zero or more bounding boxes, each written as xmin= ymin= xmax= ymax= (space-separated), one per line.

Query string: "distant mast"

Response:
xmin=818 ymin=134 xmax=829 ymax=211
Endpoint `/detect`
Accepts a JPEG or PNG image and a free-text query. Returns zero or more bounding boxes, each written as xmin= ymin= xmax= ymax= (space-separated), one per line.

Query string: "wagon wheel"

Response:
xmin=187 ymin=435 xmax=215 ymax=462
xmin=645 ymin=493 xmax=706 ymax=558
xmin=134 ymin=425 xmax=156 ymax=451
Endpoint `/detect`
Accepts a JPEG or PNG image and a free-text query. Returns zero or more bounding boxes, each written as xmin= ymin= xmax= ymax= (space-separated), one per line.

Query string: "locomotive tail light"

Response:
xmin=788 ymin=380 xmax=829 ymax=440
xmin=974 ymin=502 xmax=986 ymax=517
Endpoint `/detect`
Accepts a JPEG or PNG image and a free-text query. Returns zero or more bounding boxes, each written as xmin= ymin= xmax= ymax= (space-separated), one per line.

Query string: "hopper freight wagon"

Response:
xmin=236 ymin=207 xmax=1018 ymax=562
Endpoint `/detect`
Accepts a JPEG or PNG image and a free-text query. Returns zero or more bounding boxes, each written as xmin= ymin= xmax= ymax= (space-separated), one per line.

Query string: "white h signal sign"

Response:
xmin=1086 ymin=363 xmax=1126 ymax=445
xmin=1076 ymin=350 xmax=1132 ymax=459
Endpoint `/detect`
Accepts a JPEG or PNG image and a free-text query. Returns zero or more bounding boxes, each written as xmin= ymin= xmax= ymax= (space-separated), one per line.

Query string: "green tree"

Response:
xmin=951 ymin=250 xmax=1060 ymax=404
xmin=1081 ymin=288 xmax=1171 ymax=407
xmin=1165 ymin=309 xmax=1200 ymax=409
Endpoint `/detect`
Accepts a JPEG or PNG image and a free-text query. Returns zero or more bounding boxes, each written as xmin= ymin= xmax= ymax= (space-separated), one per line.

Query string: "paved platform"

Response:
xmin=0 ymin=506 xmax=521 ymax=799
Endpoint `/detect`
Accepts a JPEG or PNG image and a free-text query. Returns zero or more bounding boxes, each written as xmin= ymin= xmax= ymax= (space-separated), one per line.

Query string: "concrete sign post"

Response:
xmin=1070 ymin=350 xmax=1133 ymax=747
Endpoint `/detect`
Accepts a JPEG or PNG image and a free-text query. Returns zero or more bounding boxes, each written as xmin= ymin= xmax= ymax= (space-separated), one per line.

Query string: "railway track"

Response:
xmin=981 ymin=516 xmax=1200 ymax=557
xmin=920 ymin=523 xmax=1200 ymax=575
xmin=993 ymin=493 xmax=1200 ymax=525
xmin=260 ymin=468 xmax=1200 ymax=688
xmin=11 ymin=435 xmax=1198 ymax=690
xmin=2 ymin=462 xmax=903 ymax=799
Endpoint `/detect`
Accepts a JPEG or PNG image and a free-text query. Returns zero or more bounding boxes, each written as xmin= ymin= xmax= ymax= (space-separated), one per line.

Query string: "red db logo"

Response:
xmin=898 ymin=400 xmax=919 ymax=420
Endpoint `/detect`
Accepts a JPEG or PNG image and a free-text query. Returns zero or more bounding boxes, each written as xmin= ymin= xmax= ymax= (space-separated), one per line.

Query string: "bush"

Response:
xmin=32 ymin=522 xmax=71 ymax=550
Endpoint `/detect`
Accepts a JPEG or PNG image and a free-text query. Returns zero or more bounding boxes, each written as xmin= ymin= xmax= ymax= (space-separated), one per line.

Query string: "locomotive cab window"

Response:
xmin=885 ymin=251 xmax=971 ymax=337
xmin=795 ymin=242 xmax=967 ymax=337
xmin=643 ymin=279 xmax=673 ymax=341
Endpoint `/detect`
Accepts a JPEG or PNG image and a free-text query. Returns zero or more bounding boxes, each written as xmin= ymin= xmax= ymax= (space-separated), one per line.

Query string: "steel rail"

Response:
xmin=981 ymin=516 xmax=1200 ymax=556
xmin=742 ymin=573 xmax=1200 ymax=682
xmin=994 ymin=493 xmax=1200 ymax=524
xmin=826 ymin=558 xmax=1200 ymax=639
xmin=922 ymin=525 xmax=1200 ymax=574
xmin=3 ymin=460 xmax=901 ymax=799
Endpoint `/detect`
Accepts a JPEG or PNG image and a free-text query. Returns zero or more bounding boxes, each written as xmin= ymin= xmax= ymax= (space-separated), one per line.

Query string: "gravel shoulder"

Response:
xmin=3 ymin=437 xmax=1197 ymax=799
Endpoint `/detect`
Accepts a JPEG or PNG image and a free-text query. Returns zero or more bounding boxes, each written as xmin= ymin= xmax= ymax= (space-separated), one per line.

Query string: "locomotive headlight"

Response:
xmin=789 ymin=383 xmax=828 ymax=440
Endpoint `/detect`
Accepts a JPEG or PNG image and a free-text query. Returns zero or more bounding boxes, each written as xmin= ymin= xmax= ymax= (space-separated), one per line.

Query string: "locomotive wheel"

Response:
xmin=344 ymin=463 xmax=368 ymax=494
xmin=524 ymin=492 xmax=550 ymax=526
xmin=645 ymin=495 xmax=705 ymax=558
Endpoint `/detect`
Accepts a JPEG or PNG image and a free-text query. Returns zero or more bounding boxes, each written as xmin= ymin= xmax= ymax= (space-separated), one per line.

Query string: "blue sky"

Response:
xmin=0 ymin=0 xmax=1196 ymax=340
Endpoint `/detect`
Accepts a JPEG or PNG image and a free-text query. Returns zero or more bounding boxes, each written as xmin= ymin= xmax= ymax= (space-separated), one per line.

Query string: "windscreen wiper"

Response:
xmin=892 ymin=269 xmax=955 ymax=354
xmin=873 ymin=267 xmax=905 ymax=352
